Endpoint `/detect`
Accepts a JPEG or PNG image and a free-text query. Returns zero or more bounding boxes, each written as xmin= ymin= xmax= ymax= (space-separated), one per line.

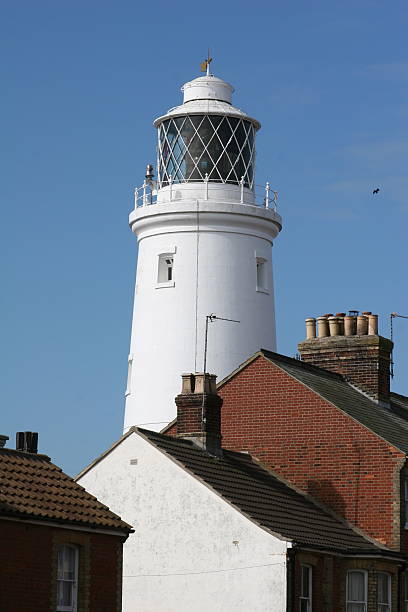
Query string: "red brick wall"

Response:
xmin=0 ymin=519 xmax=124 ymax=612
xmin=89 ymin=533 xmax=123 ymax=612
xmin=218 ymin=356 xmax=405 ymax=549
xmin=0 ymin=519 xmax=53 ymax=612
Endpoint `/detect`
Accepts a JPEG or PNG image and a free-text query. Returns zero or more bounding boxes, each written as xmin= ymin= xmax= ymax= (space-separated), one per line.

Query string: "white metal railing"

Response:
xmin=133 ymin=176 xmax=279 ymax=211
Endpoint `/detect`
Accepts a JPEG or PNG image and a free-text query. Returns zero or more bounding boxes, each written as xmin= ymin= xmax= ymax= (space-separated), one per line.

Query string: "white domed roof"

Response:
xmin=181 ymin=75 xmax=234 ymax=104
xmin=154 ymin=74 xmax=260 ymax=130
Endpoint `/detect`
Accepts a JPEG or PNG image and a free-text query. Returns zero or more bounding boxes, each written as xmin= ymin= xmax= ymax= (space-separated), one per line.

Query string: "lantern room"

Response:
xmin=154 ymin=75 xmax=260 ymax=191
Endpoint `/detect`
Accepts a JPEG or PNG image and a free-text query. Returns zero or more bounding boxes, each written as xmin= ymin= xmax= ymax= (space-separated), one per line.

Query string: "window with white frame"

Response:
xmin=299 ymin=564 xmax=312 ymax=612
xmin=56 ymin=545 xmax=78 ymax=612
xmin=347 ymin=570 xmax=367 ymax=612
xmin=377 ymin=572 xmax=391 ymax=612
xmin=157 ymin=253 xmax=175 ymax=286
xmin=256 ymin=257 xmax=268 ymax=293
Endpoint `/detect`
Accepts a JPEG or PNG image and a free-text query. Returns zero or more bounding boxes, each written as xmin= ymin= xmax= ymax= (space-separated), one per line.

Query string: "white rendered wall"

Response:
xmin=78 ymin=432 xmax=289 ymax=612
xmin=124 ymin=198 xmax=281 ymax=431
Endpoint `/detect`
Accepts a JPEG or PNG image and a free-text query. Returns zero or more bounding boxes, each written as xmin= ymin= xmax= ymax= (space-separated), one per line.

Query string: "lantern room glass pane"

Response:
xmin=158 ymin=114 xmax=256 ymax=188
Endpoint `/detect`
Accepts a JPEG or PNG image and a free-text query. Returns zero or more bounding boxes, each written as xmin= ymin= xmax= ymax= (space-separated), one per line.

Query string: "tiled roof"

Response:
xmin=259 ymin=350 xmax=408 ymax=454
xmin=0 ymin=448 xmax=132 ymax=533
xmin=139 ymin=428 xmax=388 ymax=554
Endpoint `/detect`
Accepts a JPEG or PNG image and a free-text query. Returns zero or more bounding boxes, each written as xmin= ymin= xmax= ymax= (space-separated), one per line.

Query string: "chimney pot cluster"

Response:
xmin=16 ymin=431 xmax=38 ymax=454
xmin=305 ymin=312 xmax=379 ymax=340
xmin=181 ymin=373 xmax=217 ymax=395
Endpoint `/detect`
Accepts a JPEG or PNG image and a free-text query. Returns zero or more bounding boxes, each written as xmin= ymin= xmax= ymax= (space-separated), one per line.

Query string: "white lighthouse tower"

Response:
xmin=123 ymin=69 xmax=282 ymax=432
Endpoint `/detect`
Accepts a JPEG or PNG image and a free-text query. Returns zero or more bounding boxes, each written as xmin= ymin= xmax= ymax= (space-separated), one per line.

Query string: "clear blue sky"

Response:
xmin=1 ymin=0 xmax=407 ymax=475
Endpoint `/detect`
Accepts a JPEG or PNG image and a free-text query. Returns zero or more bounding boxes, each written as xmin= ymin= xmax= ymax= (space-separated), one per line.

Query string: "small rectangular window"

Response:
xmin=157 ymin=254 xmax=175 ymax=286
xmin=377 ymin=572 xmax=391 ymax=612
xmin=347 ymin=570 xmax=367 ymax=612
xmin=299 ymin=565 xmax=312 ymax=611
xmin=57 ymin=545 xmax=78 ymax=612
xmin=125 ymin=354 xmax=133 ymax=397
xmin=256 ymin=257 xmax=268 ymax=293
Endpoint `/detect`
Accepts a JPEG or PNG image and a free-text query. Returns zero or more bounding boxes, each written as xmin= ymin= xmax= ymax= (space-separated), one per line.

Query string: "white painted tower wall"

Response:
xmin=124 ymin=75 xmax=282 ymax=431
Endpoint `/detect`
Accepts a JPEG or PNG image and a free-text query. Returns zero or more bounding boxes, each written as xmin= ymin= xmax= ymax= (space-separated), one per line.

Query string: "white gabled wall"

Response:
xmin=78 ymin=432 xmax=289 ymax=612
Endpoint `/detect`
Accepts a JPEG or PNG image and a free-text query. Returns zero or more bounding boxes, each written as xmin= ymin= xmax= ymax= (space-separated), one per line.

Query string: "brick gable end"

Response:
xmin=218 ymin=356 xmax=405 ymax=549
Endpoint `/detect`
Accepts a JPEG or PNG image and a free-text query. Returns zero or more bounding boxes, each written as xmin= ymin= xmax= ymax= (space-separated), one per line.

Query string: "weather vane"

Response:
xmin=200 ymin=49 xmax=213 ymax=76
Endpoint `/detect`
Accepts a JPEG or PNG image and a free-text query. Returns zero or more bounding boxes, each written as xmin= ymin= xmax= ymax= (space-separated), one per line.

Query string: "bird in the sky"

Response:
xmin=373 ymin=188 xmax=380 ymax=194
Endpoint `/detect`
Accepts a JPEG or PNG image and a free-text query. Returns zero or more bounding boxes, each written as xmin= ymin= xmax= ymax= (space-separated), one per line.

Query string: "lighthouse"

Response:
xmin=123 ymin=69 xmax=282 ymax=432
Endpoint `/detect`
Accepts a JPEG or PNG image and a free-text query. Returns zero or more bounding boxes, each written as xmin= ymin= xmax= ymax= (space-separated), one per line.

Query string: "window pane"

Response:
xmin=377 ymin=573 xmax=390 ymax=603
xmin=57 ymin=580 xmax=73 ymax=606
xmin=348 ymin=571 xmax=365 ymax=601
xmin=347 ymin=605 xmax=365 ymax=612
xmin=300 ymin=600 xmax=310 ymax=612
xmin=301 ymin=566 xmax=310 ymax=597
xmin=217 ymin=118 xmax=232 ymax=147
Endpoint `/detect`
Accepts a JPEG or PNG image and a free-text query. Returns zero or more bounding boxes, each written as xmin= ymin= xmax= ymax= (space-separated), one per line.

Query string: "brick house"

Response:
xmin=79 ymin=360 xmax=408 ymax=611
xmin=0 ymin=431 xmax=132 ymax=612
xmin=159 ymin=313 xmax=408 ymax=610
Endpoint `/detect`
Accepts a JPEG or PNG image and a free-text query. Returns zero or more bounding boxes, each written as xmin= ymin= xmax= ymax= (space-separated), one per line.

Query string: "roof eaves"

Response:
xmin=0 ymin=512 xmax=133 ymax=535
xmin=294 ymin=543 xmax=405 ymax=560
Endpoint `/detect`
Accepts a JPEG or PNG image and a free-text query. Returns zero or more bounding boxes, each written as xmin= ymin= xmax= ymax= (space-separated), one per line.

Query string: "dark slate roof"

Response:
xmin=390 ymin=392 xmax=408 ymax=416
xmin=260 ymin=350 xmax=408 ymax=455
xmin=139 ymin=428 xmax=387 ymax=554
xmin=0 ymin=448 xmax=132 ymax=533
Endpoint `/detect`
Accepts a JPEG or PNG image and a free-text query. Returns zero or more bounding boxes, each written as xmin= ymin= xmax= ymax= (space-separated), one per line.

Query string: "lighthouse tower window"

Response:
xmin=157 ymin=254 xmax=175 ymax=287
xmin=256 ymin=257 xmax=268 ymax=293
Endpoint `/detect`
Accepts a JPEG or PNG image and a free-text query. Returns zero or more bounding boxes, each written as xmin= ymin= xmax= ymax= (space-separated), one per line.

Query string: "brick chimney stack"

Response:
xmin=175 ymin=373 xmax=223 ymax=456
xmin=298 ymin=312 xmax=393 ymax=404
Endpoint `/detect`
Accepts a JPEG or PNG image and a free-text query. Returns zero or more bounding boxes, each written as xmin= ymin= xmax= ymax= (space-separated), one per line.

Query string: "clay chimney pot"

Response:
xmin=328 ymin=316 xmax=340 ymax=337
xmin=357 ymin=315 xmax=368 ymax=335
xmin=368 ymin=314 xmax=378 ymax=335
xmin=305 ymin=318 xmax=316 ymax=339
xmin=344 ymin=316 xmax=356 ymax=336
xmin=317 ymin=316 xmax=329 ymax=338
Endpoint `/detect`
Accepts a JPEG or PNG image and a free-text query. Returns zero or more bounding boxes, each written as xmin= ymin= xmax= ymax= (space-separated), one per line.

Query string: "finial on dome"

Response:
xmin=200 ymin=49 xmax=213 ymax=76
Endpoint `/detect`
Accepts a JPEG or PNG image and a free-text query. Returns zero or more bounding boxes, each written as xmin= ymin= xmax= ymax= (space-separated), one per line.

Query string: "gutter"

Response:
xmin=293 ymin=542 xmax=407 ymax=562
xmin=0 ymin=514 xmax=134 ymax=538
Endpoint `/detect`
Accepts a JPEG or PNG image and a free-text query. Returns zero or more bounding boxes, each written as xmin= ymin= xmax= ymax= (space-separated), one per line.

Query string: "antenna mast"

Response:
xmin=203 ymin=314 xmax=240 ymax=375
